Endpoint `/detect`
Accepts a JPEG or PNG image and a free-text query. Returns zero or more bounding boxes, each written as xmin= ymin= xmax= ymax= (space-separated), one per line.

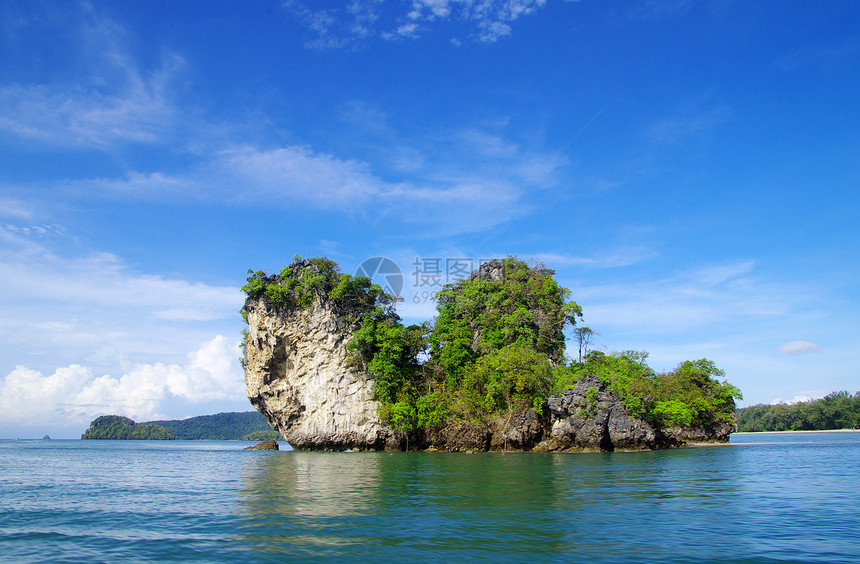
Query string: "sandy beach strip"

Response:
xmin=733 ymin=429 xmax=860 ymax=435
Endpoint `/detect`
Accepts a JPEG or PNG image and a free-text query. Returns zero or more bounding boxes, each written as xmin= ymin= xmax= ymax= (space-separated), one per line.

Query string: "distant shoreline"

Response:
xmin=734 ymin=429 xmax=860 ymax=435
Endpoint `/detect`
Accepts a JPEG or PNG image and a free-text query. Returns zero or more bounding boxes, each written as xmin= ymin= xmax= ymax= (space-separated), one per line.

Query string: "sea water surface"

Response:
xmin=1 ymin=432 xmax=859 ymax=562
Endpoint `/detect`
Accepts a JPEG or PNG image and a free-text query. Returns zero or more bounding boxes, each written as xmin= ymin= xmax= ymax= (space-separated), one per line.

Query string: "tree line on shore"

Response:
xmin=736 ymin=391 xmax=860 ymax=431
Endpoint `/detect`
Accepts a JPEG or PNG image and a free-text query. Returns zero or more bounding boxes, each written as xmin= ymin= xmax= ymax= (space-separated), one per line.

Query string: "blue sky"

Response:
xmin=1 ymin=0 xmax=858 ymax=438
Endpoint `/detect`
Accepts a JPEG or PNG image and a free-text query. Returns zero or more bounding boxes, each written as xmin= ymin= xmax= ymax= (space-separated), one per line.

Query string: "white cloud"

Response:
xmin=769 ymin=391 xmax=832 ymax=405
xmin=0 ymin=218 xmax=248 ymax=436
xmin=395 ymin=23 xmax=419 ymax=38
xmin=0 ymin=364 xmax=93 ymax=423
xmin=412 ymin=0 xmax=452 ymax=19
xmin=0 ymin=336 xmax=244 ymax=428
xmin=285 ymin=0 xmax=551 ymax=48
xmin=778 ymin=341 xmax=822 ymax=355
xmin=475 ymin=20 xmax=512 ymax=43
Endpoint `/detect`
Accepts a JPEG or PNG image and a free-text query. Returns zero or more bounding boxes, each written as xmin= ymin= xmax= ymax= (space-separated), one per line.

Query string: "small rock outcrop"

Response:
xmin=662 ymin=423 xmax=735 ymax=444
xmin=542 ymin=375 xmax=665 ymax=451
xmin=243 ymin=439 xmax=279 ymax=451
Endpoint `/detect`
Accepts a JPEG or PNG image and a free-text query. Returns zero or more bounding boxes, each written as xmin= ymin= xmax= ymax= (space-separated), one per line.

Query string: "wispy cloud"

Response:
xmin=54 ymin=114 xmax=566 ymax=238
xmin=778 ymin=341 xmax=822 ymax=355
xmin=538 ymin=247 xmax=658 ymax=269
xmin=774 ymin=36 xmax=860 ymax=72
xmin=0 ymin=198 xmax=35 ymax=219
xmin=577 ymin=260 xmax=801 ymax=335
xmin=0 ymin=5 xmax=185 ymax=148
xmin=0 ymin=238 xmax=240 ymax=319
xmin=648 ymin=105 xmax=731 ymax=143
xmin=0 ymin=57 xmax=184 ymax=148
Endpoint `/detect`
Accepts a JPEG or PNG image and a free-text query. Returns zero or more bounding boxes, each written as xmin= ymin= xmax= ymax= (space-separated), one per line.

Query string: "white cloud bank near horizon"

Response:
xmin=0 ymin=226 xmax=249 ymax=438
xmin=0 ymin=335 xmax=246 ymax=438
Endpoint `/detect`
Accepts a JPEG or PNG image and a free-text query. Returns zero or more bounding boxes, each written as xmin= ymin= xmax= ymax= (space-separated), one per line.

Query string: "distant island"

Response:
xmin=736 ymin=391 xmax=860 ymax=432
xmin=82 ymin=411 xmax=282 ymax=440
xmin=82 ymin=415 xmax=175 ymax=440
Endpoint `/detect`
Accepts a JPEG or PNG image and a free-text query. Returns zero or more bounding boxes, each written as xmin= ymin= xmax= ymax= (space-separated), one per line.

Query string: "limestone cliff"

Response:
xmin=243 ymin=293 xmax=394 ymax=451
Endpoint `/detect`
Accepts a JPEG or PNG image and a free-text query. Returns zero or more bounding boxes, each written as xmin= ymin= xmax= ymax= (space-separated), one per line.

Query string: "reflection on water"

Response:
xmin=2 ymin=437 xmax=859 ymax=562
xmin=236 ymin=449 xmax=753 ymax=561
xmin=233 ymin=436 xmax=860 ymax=561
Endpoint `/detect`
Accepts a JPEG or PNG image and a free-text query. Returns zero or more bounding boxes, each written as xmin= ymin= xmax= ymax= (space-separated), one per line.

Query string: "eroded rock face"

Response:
xmin=422 ymin=409 xmax=545 ymax=452
xmin=244 ymin=297 xmax=394 ymax=451
xmin=662 ymin=422 xmax=736 ymax=444
xmin=544 ymin=375 xmax=665 ymax=451
xmin=425 ymin=421 xmax=492 ymax=452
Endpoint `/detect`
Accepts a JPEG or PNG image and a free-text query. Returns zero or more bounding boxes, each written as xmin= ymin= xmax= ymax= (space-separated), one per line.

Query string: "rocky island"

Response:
xmin=80 ymin=411 xmax=282 ymax=440
xmin=81 ymin=415 xmax=175 ymax=440
xmin=242 ymin=257 xmax=741 ymax=452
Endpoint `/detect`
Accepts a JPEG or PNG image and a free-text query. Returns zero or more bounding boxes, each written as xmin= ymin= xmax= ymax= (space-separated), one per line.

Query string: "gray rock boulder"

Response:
xmin=545 ymin=374 xmax=664 ymax=451
xmin=662 ymin=422 xmax=736 ymax=444
xmin=489 ymin=409 xmax=545 ymax=451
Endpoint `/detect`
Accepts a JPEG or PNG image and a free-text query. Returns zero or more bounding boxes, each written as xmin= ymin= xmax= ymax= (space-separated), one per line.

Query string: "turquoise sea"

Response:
xmin=1 ymin=432 xmax=859 ymax=563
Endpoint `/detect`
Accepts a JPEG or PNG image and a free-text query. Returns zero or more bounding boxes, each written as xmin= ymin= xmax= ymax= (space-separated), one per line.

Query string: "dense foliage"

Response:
xmin=147 ymin=411 xmax=281 ymax=440
xmin=553 ymin=352 xmax=742 ymax=428
xmin=339 ymin=258 xmax=584 ymax=435
xmin=241 ymin=430 xmax=283 ymax=441
xmin=241 ymin=256 xmax=743 ymax=439
xmin=736 ymin=391 xmax=860 ymax=431
xmin=431 ymin=258 xmax=581 ymax=365
xmin=241 ymin=256 xmax=394 ymax=323
xmin=81 ymin=415 xmax=175 ymax=440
